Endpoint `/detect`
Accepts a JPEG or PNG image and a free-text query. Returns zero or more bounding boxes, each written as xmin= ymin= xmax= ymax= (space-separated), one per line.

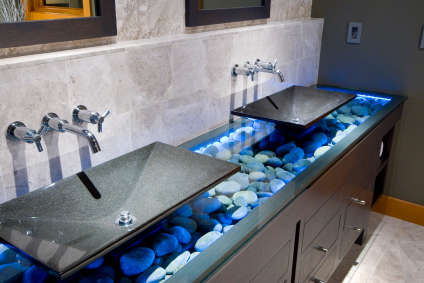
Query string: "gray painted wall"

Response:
xmin=312 ymin=0 xmax=424 ymax=205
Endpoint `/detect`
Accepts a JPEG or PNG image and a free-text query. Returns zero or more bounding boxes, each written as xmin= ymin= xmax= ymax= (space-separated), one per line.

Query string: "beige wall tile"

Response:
xmin=0 ymin=62 xmax=69 ymax=151
xmin=298 ymin=54 xmax=320 ymax=86
xmin=269 ymin=0 xmax=290 ymax=22
xmin=130 ymin=101 xmax=169 ymax=151
xmin=0 ymin=174 xmax=6 ymax=204
xmin=288 ymin=0 xmax=312 ymax=20
xmin=282 ymin=23 xmax=303 ymax=64
xmin=302 ymin=21 xmax=324 ymax=58
xmin=165 ymin=89 xmax=210 ymax=146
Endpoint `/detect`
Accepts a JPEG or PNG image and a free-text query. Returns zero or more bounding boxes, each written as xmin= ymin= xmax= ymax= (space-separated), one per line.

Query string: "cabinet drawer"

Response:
xmin=299 ymin=214 xmax=340 ymax=283
xmin=302 ymin=185 xmax=344 ymax=252
xmin=308 ymin=246 xmax=337 ymax=283
xmin=344 ymin=180 xmax=373 ymax=232
xmin=345 ymin=147 xmax=379 ymax=198
xmin=250 ymin=240 xmax=291 ymax=283
xmin=340 ymin=207 xmax=369 ymax=258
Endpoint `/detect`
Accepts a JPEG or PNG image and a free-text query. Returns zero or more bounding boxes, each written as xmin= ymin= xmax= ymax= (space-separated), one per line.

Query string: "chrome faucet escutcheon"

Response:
xmin=73 ymin=105 xmax=110 ymax=133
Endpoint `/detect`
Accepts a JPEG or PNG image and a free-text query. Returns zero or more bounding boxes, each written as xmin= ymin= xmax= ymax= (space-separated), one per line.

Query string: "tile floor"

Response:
xmin=329 ymin=211 xmax=424 ymax=283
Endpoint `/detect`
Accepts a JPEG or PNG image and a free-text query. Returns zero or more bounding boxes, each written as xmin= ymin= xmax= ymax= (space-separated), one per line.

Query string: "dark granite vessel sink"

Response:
xmin=231 ymin=85 xmax=356 ymax=134
xmin=0 ymin=142 xmax=239 ymax=279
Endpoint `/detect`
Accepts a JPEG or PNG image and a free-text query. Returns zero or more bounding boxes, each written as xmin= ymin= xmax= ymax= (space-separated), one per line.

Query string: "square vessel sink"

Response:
xmin=231 ymin=85 xmax=357 ymax=135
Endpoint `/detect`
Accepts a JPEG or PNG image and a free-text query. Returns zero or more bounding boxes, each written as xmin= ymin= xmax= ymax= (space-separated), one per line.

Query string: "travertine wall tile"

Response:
xmin=130 ymin=102 xmax=169 ymax=151
xmin=288 ymin=0 xmax=313 ymax=20
xmin=0 ymin=62 xmax=69 ymax=151
xmin=0 ymin=19 xmax=323 ymax=202
xmin=165 ymin=89 xmax=210 ymax=146
xmin=0 ymin=174 xmax=6 ymax=204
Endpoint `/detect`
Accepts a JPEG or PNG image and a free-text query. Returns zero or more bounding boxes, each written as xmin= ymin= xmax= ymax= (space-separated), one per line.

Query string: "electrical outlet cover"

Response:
xmin=347 ymin=22 xmax=362 ymax=44
xmin=420 ymin=27 xmax=424 ymax=49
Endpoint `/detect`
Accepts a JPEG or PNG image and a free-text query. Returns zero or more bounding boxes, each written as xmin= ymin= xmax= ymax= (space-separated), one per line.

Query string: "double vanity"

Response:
xmin=0 ymin=85 xmax=406 ymax=283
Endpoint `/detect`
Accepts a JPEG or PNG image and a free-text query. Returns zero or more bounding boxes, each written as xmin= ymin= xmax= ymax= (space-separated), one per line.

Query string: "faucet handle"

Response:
xmin=256 ymin=59 xmax=277 ymax=70
xmin=97 ymin=110 xmax=110 ymax=133
xmin=6 ymin=122 xmax=44 ymax=152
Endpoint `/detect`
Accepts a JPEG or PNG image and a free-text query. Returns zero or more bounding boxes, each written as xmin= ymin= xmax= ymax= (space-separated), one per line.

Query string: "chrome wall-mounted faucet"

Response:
xmin=73 ymin=105 xmax=110 ymax=133
xmin=40 ymin=113 xmax=101 ymax=154
xmin=232 ymin=59 xmax=285 ymax=83
xmin=6 ymin=122 xmax=44 ymax=152
xmin=232 ymin=63 xmax=258 ymax=81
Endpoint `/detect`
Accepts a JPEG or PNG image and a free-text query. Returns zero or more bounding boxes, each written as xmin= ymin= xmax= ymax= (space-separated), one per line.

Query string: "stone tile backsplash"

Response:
xmin=0 ymin=19 xmax=323 ymax=203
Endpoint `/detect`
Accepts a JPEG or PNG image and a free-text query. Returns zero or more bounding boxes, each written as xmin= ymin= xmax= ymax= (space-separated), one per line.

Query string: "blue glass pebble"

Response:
xmin=276 ymin=142 xmax=296 ymax=156
xmin=223 ymin=225 xmax=234 ymax=234
xmin=135 ymin=266 xmax=166 ymax=283
xmin=151 ymin=234 xmax=179 ymax=257
xmin=169 ymin=217 xmax=198 ymax=233
xmin=22 ymin=266 xmax=49 ymax=283
xmin=216 ymin=213 xmax=232 ymax=225
xmin=93 ymin=266 xmax=115 ymax=281
xmin=302 ymin=141 xmax=320 ymax=154
xmin=193 ymin=198 xmax=221 ymax=214
xmin=225 ymin=206 xmax=248 ymax=220
xmin=198 ymin=219 xmax=223 ymax=233
xmin=85 ymin=257 xmax=104 ymax=269
xmin=289 ymin=147 xmax=305 ymax=158
xmin=239 ymin=149 xmax=254 ymax=156
xmin=120 ymin=247 xmax=155 ymax=276
xmin=190 ymin=212 xmax=209 ymax=223
xmin=168 ymin=226 xmax=191 ymax=244
xmin=293 ymin=159 xmax=312 ymax=172
xmin=282 ymin=153 xmax=301 ymax=164
xmin=246 ymin=161 xmax=266 ymax=173
xmin=195 ymin=232 xmax=223 ymax=252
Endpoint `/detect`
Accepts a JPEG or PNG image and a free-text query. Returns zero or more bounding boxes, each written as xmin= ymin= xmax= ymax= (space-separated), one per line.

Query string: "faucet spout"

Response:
xmin=62 ymin=124 xmax=101 ymax=154
xmin=274 ymin=69 xmax=285 ymax=83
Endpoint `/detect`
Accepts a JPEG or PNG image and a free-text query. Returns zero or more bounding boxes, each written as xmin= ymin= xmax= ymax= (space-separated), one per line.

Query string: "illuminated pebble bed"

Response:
xmin=0 ymin=94 xmax=390 ymax=283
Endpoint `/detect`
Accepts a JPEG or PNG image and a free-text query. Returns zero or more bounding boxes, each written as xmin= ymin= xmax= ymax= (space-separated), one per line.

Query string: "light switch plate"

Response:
xmin=420 ymin=27 xmax=424 ymax=49
xmin=347 ymin=22 xmax=362 ymax=44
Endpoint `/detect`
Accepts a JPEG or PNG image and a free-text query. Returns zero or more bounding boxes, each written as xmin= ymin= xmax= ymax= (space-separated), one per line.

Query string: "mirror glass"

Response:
xmin=199 ymin=0 xmax=263 ymax=10
xmin=0 ymin=0 xmax=97 ymax=23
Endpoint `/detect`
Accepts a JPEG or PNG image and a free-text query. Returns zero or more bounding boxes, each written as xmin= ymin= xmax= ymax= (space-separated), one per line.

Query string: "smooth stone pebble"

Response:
xmin=256 ymin=192 xmax=273 ymax=198
xmin=266 ymin=174 xmax=277 ymax=182
xmin=203 ymin=146 xmax=219 ymax=157
xmin=169 ymin=217 xmax=197 ymax=233
xmin=268 ymin=157 xmax=283 ymax=167
xmin=314 ymin=146 xmax=331 ymax=158
xmin=240 ymin=155 xmax=255 ymax=164
xmin=254 ymin=154 xmax=269 ymax=164
xmin=225 ymin=206 xmax=248 ymax=220
xmin=266 ymin=166 xmax=276 ymax=172
xmin=208 ymin=188 xmax=216 ymax=197
xmin=93 ymin=266 xmax=115 ymax=281
xmin=326 ymin=119 xmax=338 ymax=127
xmin=282 ymin=163 xmax=293 ymax=172
xmin=227 ymin=159 xmax=239 ymax=165
xmin=246 ymin=161 xmax=266 ymax=173
xmin=0 ymin=247 xmax=16 ymax=265
xmin=22 ymin=266 xmax=48 ymax=283
xmin=250 ymin=201 xmax=260 ymax=208
xmin=135 ymin=266 xmax=166 ymax=283
xmin=240 ymin=164 xmax=249 ymax=174
xmin=371 ymin=103 xmax=383 ymax=111
xmin=276 ymin=142 xmax=296 ymax=156
xmin=215 ymin=150 xmax=232 ymax=161
xmin=232 ymin=191 xmax=258 ymax=205
xmin=168 ymin=226 xmax=191 ymax=244
xmin=302 ymin=141 xmax=321 ymax=154
xmin=171 ymin=243 xmax=182 ymax=255
xmin=240 ymin=149 xmax=254 ymax=157
xmin=258 ymin=150 xmax=277 ymax=158
xmin=214 ymin=181 xmax=241 ymax=196
xmin=246 ymin=187 xmax=258 ymax=193
xmin=181 ymin=232 xmax=201 ymax=252
xmin=203 ymin=153 xmax=213 ymax=157
xmin=332 ymin=135 xmax=345 ymax=144
xmin=293 ymin=159 xmax=312 ymax=172
xmin=198 ymin=219 xmax=222 ymax=233
xmin=173 ymin=204 xmax=192 ymax=218
xmin=338 ymin=116 xmax=356 ymax=124
xmin=282 ymin=153 xmax=301 ymax=164
xmin=81 ymin=275 xmax=113 ymax=283
xmin=232 ymin=153 xmax=241 ymax=160
xmin=270 ymin=179 xmax=285 ymax=193
xmin=217 ymin=195 xmax=232 ymax=206
xmin=85 ymin=257 xmax=104 ymax=269
xmin=227 ymin=173 xmax=249 ymax=190
xmin=317 ymin=125 xmax=330 ymax=133
xmin=259 ymin=141 xmax=278 ymax=151
xmin=269 ymin=132 xmax=286 ymax=145
xmin=195 ymin=232 xmax=223 ymax=252
xmin=216 ymin=213 xmax=232 ymax=225
xmin=334 ymin=123 xmax=346 ymax=131
xmin=248 ymin=172 xmax=266 ymax=182
xmin=346 ymin=101 xmax=358 ymax=107
xmin=259 ymin=183 xmax=271 ymax=192
xmin=356 ymin=117 xmax=365 ymax=124
xmin=193 ymin=198 xmax=221 ymax=214
xmin=153 ymin=257 xmax=163 ymax=266
xmin=227 ymin=204 xmax=234 ymax=209
xmin=223 ymin=225 xmax=234 ymax=234
xmin=289 ymin=147 xmax=305 ymax=158
xmin=311 ymin=133 xmax=328 ymax=146
xmin=121 ymin=247 xmax=155 ymax=276
xmin=162 ymin=251 xmax=190 ymax=275
xmin=188 ymin=252 xmax=200 ymax=262
xmin=234 ymin=196 xmax=247 ymax=207
xmin=337 ymin=105 xmax=351 ymax=114
xmin=331 ymin=111 xmax=338 ymax=117
xmin=190 ymin=212 xmax=209 ymax=223
xmin=276 ymin=171 xmax=296 ymax=183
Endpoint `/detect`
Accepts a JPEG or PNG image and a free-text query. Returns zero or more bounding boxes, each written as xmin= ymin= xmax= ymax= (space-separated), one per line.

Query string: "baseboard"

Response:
xmin=372 ymin=195 xmax=424 ymax=227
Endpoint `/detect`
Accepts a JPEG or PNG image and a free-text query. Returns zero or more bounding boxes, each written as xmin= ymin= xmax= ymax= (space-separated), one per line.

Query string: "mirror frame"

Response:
xmin=185 ymin=0 xmax=271 ymax=27
xmin=0 ymin=0 xmax=116 ymax=49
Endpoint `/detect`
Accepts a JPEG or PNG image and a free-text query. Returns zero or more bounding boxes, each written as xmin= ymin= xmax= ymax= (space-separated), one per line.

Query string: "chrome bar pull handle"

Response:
xmin=316 ymin=246 xmax=329 ymax=253
xmin=354 ymin=199 xmax=366 ymax=205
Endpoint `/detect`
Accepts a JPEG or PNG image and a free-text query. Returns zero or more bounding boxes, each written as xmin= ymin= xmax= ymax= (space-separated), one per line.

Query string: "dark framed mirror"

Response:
xmin=185 ymin=0 xmax=271 ymax=27
xmin=0 ymin=0 xmax=116 ymax=49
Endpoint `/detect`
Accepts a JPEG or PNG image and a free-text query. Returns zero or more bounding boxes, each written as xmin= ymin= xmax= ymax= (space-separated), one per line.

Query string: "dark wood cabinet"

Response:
xmin=204 ymin=103 xmax=404 ymax=283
